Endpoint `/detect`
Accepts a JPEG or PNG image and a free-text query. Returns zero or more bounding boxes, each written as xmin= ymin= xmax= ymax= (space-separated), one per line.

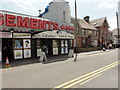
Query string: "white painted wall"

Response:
xmin=42 ymin=0 xmax=71 ymax=24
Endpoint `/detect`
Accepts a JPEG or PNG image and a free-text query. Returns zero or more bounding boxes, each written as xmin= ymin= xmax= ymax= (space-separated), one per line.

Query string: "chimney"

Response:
xmin=84 ymin=16 xmax=90 ymax=24
xmin=38 ymin=10 xmax=41 ymax=15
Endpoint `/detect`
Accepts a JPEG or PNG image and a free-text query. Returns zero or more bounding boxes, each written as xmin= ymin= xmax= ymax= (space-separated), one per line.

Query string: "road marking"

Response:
xmin=63 ymin=63 xmax=118 ymax=88
xmin=53 ymin=61 xmax=118 ymax=89
xmin=79 ymin=74 xmax=101 ymax=86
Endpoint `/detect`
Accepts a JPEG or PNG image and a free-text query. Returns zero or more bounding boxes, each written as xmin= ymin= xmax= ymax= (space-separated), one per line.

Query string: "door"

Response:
xmin=2 ymin=38 xmax=13 ymax=62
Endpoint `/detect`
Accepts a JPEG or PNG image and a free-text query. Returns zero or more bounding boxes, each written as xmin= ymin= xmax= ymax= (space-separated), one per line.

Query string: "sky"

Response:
xmin=0 ymin=0 xmax=119 ymax=30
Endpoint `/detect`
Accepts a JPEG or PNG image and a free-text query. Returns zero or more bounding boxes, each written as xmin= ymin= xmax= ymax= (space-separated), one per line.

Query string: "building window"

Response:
xmin=111 ymin=33 xmax=113 ymax=36
xmin=82 ymin=29 xmax=85 ymax=35
xmin=95 ymin=31 xmax=97 ymax=36
xmin=63 ymin=10 xmax=66 ymax=22
xmin=89 ymin=30 xmax=92 ymax=34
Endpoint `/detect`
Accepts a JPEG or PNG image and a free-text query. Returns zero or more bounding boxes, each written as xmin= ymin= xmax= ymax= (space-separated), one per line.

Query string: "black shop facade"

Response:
xmin=0 ymin=10 xmax=74 ymax=62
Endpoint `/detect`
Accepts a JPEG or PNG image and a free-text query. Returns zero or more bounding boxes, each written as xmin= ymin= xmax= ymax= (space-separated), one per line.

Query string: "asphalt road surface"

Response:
xmin=2 ymin=49 xmax=119 ymax=88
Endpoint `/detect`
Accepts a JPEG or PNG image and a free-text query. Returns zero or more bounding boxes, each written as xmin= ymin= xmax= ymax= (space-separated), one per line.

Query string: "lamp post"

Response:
xmin=116 ymin=12 xmax=120 ymax=46
xmin=74 ymin=0 xmax=78 ymax=62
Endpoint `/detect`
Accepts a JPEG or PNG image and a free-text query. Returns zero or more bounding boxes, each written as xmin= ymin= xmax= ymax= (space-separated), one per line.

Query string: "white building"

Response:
xmin=40 ymin=0 xmax=73 ymax=29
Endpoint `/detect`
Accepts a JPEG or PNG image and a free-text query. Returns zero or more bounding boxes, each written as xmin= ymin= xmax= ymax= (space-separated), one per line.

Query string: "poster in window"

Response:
xmin=14 ymin=50 xmax=23 ymax=59
xmin=61 ymin=48 xmax=64 ymax=54
xmin=37 ymin=49 xmax=42 ymax=57
xmin=65 ymin=40 xmax=68 ymax=46
xmin=23 ymin=39 xmax=31 ymax=48
xmin=24 ymin=49 xmax=31 ymax=58
xmin=14 ymin=40 xmax=22 ymax=49
xmin=53 ymin=48 xmax=58 ymax=55
xmin=65 ymin=47 xmax=68 ymax=54
xmin=61 ymin=40 xmax=64 ymax=46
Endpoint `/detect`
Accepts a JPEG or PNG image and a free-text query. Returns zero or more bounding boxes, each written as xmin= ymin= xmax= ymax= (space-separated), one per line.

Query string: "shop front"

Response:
xmin=13 ymin=33 xmax=31 ymax=60
xmin=32 ymin=30 xmax=74 ymax=58
xmin=0 ymin=10 xmax=74 ymax=62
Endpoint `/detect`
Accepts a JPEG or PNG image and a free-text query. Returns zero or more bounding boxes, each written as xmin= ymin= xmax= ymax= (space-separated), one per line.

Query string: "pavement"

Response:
xmin=2 ymin=48 xmax=116 ymax=68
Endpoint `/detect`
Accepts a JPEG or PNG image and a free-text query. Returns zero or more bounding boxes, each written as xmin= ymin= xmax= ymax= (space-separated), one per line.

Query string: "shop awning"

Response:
xmin=32 ymin=30 xmax=74 ymax=39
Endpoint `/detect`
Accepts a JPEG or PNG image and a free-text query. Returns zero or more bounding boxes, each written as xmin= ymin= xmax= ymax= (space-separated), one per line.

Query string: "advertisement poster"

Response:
xmin=53 ymin=48 xmax=58 ymax=55
xmin=14 ymin=40 xmax=23 ymax=49
xmin=65 ymin=47 xmax=68 ymax=54
xmin=23 ymin=39 xmax=31 ymax=48
xmin=14 ymin=50 xmax=23 ymax=59
xmin=61 ymin=48 xmax=64 ymax=54
xmin=61 ymin=40 xmax=64 ymax=46
xmin=24 ymin=49 xmax=31 ymax=58
xmin=37 ymin=49 xmax=42 ymax=57
xmin=65 ymin=40 xmax=68 ymax=46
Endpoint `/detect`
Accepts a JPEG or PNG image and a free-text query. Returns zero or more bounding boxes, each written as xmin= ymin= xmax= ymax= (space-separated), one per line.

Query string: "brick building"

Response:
xmin=71 ymin=16 xmax=98 ymax=52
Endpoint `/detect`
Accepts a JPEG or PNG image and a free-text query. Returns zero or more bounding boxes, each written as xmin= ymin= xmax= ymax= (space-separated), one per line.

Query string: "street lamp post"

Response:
xmin=116 ymin=12 xmax=120 ymax=46
xmin=74 ymin=0 xmax=78 ymax=62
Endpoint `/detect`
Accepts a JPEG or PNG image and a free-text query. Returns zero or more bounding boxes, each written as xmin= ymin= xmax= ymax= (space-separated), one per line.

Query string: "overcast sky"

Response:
xmin=0 ymin=0 xmax=119 ymax=30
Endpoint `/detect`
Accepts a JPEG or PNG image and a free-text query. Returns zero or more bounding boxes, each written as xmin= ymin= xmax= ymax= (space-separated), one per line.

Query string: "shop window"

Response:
xmin=95 ymin=31 xmax=98 ymax=36
xmin=82 ymin=39 xmax=86 ymax=48
xmin=53 ymin=40 xmax=58 ymax=55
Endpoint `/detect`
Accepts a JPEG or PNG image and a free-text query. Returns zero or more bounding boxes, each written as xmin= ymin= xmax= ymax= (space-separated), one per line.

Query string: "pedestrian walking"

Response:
xmin=109 ymin=44 xmax=112 ymax=50
xmin=39 ymin=45 xmax=48 ymax=62
xmin=102 ymin=43 xmax=106 ymax=51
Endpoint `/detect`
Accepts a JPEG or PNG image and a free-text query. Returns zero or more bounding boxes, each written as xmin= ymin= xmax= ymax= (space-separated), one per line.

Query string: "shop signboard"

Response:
xmin=0 ymin=32 xmax=12 ymax=38
xmin=33 ymin=30 xmax=74 ymax=39
xmin=0 ymin=10 xmax=75 ymax=32
xmin=13 ymin=33 xmax=31 ymax=38
xmin=14 ymin=50 xmax=23 ymax=59
xmin=24 ymin=49 xmax=31 ymax=58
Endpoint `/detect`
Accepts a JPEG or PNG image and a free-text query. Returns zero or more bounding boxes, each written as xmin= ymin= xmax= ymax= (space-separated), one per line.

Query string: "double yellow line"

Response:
xmin=52 ymin=61 xmax=119 ymax=89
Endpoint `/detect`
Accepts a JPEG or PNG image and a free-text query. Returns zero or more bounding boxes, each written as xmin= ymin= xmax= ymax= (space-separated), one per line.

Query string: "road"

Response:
xmin=2 ymin=49 xmax=119 ymax=88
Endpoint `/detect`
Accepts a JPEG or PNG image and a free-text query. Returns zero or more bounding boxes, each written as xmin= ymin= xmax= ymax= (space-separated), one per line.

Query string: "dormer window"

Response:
xmin=93 ymin=23 xmax=97 ymax=26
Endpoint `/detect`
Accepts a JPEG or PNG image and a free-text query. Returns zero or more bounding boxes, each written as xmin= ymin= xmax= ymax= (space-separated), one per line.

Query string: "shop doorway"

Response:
xmin=2 ymin=38 xmax=13 ymax=62
xmin=41 ymin=39 xmax=52 ymax=55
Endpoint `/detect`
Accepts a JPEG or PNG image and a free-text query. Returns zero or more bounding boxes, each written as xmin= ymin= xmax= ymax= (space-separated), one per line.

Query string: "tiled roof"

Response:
xmin=112 ymin=28 xmax=120 ymax=35
xmin=77 ymin=19 xmax=97 ymax=30
xmin=90 ymin=17 xmax=109 ymax=28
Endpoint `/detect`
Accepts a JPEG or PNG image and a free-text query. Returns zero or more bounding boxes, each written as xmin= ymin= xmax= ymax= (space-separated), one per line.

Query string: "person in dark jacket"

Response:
xmin=102 ymin=43 xmax=106 ymax=51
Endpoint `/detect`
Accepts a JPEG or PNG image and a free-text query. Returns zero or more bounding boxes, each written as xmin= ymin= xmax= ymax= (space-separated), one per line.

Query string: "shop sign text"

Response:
xmin=0 ymin=12 xmax=75 ymax=31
